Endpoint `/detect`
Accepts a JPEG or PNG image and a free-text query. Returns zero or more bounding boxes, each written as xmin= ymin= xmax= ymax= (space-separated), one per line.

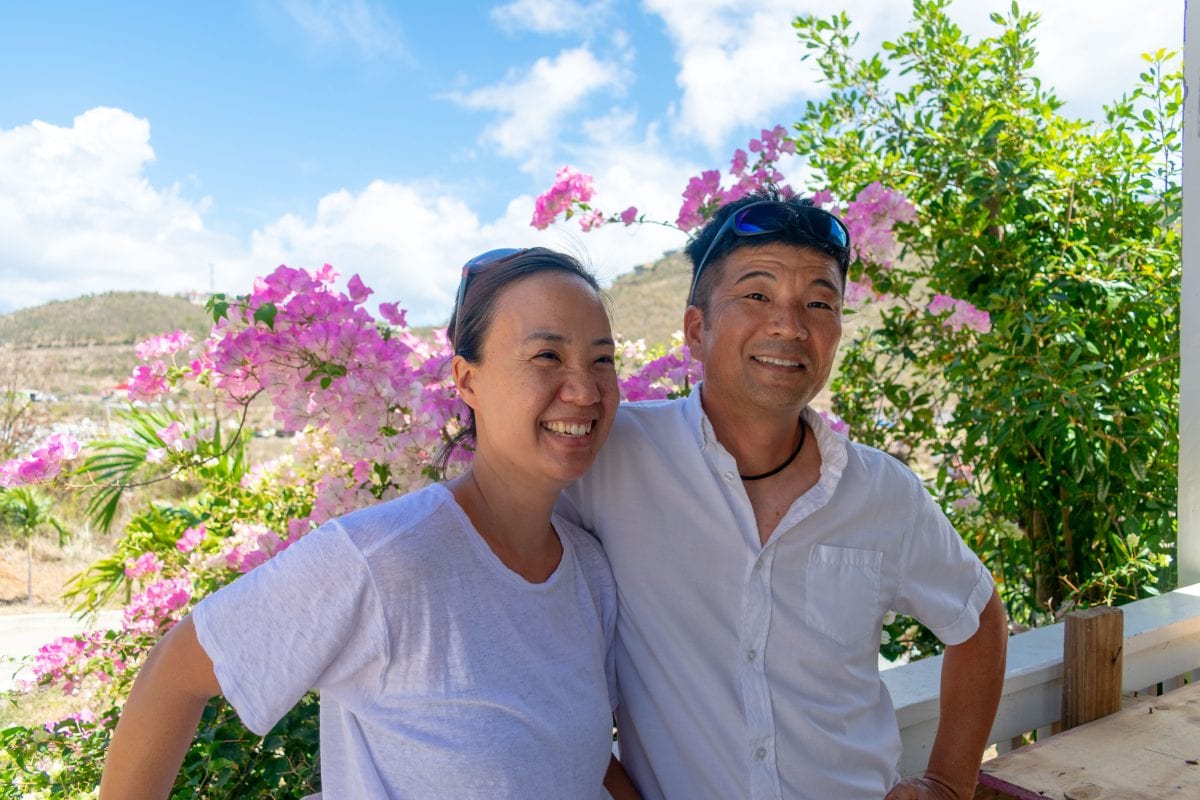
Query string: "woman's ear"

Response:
xmin=451 ymin=354 xmax=478 ymax=410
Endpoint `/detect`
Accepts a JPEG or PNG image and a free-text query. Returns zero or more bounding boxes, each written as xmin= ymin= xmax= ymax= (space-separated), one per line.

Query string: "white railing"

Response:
xmin=884 ymin=582 xmax=1200 ymax=778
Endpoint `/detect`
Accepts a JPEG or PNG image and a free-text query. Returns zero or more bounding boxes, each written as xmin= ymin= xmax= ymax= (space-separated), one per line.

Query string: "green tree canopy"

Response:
xmin=793 ymin=0 xmax=1181 ymax=625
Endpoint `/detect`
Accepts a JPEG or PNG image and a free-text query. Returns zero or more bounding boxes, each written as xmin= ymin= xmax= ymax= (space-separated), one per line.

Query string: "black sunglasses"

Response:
xmin=452 ymin=247 xmax=526 ymax=350
xmin=688 ymin=201 xmax=851 ymax=306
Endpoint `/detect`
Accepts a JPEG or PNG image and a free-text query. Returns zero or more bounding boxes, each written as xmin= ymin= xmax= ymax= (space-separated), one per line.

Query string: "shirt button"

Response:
xmin=747 ymin=648 xmax=757 ymax=662
xmin=723 ymin=471 xmax=736 ymax=482
xmin=755 ymin=747 xmax=767 ymax=760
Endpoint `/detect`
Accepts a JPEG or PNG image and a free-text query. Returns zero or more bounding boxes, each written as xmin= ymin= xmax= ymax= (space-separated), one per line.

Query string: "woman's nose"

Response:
xmin=560 ymin=368 xmax=602 ymax=405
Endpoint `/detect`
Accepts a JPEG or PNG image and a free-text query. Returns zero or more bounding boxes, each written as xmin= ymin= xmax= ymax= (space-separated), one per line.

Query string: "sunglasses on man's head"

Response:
xmin=687 ymin=201 xmax=851 ymax=306
xmin=452 ymin=247 xmax=527 ymax=350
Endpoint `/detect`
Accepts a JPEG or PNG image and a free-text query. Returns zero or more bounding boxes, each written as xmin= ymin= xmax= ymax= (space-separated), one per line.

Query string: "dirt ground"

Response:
xmin=0 ymin=533 xmax=113 ymax=614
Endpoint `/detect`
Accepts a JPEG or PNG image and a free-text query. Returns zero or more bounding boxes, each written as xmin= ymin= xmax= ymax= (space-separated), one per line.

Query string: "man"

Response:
xmin=563 ymin=190 xmax=1007 ymax=799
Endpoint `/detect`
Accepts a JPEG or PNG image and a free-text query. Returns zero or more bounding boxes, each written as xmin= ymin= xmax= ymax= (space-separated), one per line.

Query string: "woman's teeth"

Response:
xmin=543 ymin=421 xmax=593 ymax=436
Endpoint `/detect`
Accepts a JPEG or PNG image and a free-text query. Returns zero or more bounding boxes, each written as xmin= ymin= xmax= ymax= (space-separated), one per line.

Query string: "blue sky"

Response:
xmin=0 ymin=0 xmax=1183 ymax=327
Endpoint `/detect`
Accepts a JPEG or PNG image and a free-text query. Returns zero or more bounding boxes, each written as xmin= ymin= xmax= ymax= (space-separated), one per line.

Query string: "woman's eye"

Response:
xmin=596 ymin=355 xmax=615 ymax=366
xmin=745 ymin=292 xmax=768 ymax=301
xmin=534 ymin=351 xmax=561 ymax=361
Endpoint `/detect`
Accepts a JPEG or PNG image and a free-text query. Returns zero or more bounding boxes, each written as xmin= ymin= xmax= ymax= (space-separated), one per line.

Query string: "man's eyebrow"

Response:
xmin=524 ymin=332 xmax=616 ymax=347
xmin=731 ymin=271 xmax=842 ymax=293
xmin=731 ymin=270 xmax=776 ymax=286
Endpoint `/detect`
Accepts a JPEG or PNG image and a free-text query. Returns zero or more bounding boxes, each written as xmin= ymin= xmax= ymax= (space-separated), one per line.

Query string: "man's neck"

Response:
xmin=699 ymin=383 xmax=809 ymax=477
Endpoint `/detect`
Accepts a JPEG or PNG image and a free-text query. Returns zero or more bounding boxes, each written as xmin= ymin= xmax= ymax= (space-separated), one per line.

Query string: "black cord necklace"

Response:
xmin=740 ymin=418 xmax=807 ymax=481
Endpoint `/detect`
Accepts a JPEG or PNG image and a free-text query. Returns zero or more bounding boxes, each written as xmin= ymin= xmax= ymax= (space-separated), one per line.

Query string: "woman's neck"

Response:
xmin=448 ymin=460 xmax=562 ymax=583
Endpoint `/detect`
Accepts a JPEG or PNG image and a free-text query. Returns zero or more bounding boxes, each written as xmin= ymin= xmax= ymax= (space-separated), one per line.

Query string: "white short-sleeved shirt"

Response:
xmin=560 ymin=388 xmax=994 ymax=800
xmin=194 ymin=483 xmax=618 ymax=799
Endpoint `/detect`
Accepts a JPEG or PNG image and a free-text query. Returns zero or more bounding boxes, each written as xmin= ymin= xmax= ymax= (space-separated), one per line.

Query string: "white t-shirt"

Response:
xmin=560 ymin=388 xmax=994 ymax=800
xmin=193 ymin=483 xmax=618 ymax=799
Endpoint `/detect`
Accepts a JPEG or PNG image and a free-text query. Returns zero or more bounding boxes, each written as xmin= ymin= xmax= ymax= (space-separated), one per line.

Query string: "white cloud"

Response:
xmin=278 ymin=0 xmax=409 ymax=60
xmin=643 ymin=0 xmax=1179 ymax=152
xmin=951 ymin=0 xmax=1182 ymax=119
xmin=640 ymin=1 xmax=853 ymax=151
xmin=449 ymin=46 xmax=630 ymax=167
xmin=491 ymin=0 xmax=612 ymax=35
xmin=0 ymin=105 xmax=686 ymax=327
xmin=0 ymin=108 xmax=243 ymax=312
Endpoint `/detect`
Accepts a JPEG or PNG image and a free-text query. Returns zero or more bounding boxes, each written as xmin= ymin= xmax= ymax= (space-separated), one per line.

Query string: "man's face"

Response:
xmin=684 ymin=242 xmax=843 ymax=415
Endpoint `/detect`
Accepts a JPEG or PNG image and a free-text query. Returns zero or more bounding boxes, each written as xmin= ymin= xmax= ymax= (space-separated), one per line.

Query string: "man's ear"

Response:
xmin=451 ymin=354 xmax=478 ymax=410
xmin=683 ymin=304 xmax=705 ymax=356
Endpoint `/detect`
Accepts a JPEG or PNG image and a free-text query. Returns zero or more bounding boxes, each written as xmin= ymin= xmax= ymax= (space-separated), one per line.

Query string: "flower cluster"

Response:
xmin=196 ymin=264 xmax=465 ymax=521
xmin=531 ymin=166 xmax=596 ymax=229
xmin=928 ymin=294 xmax=992 ymax=333
xmin=210 ymin=522 xmax=289 ymax=574
xmin=134 ymin=330 xmax=193 ymax=361
xmin=619 ymin=344 xmax=703 ymax=402
xmin=834 ymin=181 xmax=917 ymax=268
xmin=123 ymin=552 xmax=163 ymax=580
xmin=0 ymin=432 xmax=82 ymax=487
xmin=24 ymin=631 xmax=121 ymax=695
xmin=677 ymin=126 xmax=796 ymax=230
xmin=122 ymin=577 xmax=193 ymax=634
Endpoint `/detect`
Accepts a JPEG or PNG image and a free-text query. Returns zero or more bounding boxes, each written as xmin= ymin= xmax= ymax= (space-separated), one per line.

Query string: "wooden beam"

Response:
xmin=1061 ymin=606 xmax=1123 ymax=730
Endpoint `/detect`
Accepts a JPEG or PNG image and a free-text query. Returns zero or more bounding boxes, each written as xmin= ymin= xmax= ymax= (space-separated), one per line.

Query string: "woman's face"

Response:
xmin=454 ymin=271 xmax=619 ymax=491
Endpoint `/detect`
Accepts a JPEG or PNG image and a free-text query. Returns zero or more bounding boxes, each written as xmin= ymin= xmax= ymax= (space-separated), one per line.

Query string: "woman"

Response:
xmin=100 ymin=248 xmax=638 ymax=799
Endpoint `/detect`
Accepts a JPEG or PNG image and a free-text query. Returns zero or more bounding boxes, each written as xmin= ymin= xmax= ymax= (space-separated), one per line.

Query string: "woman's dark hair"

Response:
xmin=434 ymin=247 xmax=602 ymax=472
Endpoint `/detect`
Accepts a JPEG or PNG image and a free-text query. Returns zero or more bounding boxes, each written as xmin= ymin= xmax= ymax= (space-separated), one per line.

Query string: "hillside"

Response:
xmin=0 ymin=251 xmax=878 ymax=399
xmin=604 ymin=250 xmax=692 ymax=346
xmin=0 ymin=291 xmax=213 ymax=348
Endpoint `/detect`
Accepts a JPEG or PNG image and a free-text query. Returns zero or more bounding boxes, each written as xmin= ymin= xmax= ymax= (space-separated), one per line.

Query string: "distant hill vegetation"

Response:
xmin=0 ymin=292 xmax=214 ymax=348
xmin=605 ymin=250 xmax=691 ymax=345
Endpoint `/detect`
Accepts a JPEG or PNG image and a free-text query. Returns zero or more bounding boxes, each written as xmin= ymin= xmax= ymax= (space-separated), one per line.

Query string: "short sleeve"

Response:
xmin=193 ymin=520 xmax=388 ymax=734
xmin=892 ymin=479 xmax=994 ymax=646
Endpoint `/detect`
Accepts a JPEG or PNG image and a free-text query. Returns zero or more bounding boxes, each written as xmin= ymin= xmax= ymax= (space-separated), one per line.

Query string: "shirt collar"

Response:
xmin=683 ymin=382 xmax=850 ymax=488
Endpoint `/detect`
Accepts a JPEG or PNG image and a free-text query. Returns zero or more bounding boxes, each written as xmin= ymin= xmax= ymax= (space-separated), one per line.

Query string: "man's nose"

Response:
xmin=769 ymin=302 xmax=809 ymax=338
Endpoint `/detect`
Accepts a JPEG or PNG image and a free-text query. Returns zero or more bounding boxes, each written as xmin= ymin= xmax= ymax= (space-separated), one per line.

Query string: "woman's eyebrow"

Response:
xmin=523 ymin=331 xmax=615 ymax=347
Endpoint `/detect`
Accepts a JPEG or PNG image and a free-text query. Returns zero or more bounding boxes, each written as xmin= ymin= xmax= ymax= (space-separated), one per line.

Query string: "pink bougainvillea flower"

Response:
xmin=0 ymin=431 xmax=82 ymax=487
xmin=378 ymin=302 xmax=406 ymax=327
xmin=124 ymin=552 xmax=163 ymax=580
xmin=620 ymin=206 xmax=638 ymax=225
xmin=135 ymin=330 xmax=194 ymax=362
xmin=347 ymin=274 xmax=373 ymax=305
xmin=531 ymin=165 xmax=595 ymax=229
xmin=177 ymin=524 xmax=206 ymax=554
xmin=928 ymin=294 xmax=991 ymax=334
xmin=578 ymin=209 xmax=605 ymax=231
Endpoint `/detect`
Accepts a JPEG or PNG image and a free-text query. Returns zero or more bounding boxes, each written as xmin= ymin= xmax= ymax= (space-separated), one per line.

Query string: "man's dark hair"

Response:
xmin=684 ymin=188 xmax=851 ymax=312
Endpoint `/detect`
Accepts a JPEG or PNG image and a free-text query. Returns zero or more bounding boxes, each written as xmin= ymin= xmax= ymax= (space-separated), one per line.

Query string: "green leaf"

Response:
xmin=253 ymin=302 xmax=278 ymax=330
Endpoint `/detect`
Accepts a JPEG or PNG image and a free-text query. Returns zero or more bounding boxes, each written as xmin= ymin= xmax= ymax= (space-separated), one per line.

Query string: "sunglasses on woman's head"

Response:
xmin=688 ymin=201 xmax=851 ymax=306
xmin=452 ymin=248 xmax=527 ymax=350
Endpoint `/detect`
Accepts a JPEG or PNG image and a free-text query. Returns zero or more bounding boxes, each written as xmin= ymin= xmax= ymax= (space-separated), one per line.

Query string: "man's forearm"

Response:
xmin=923 ymin=589 xmax=1008 ymax=798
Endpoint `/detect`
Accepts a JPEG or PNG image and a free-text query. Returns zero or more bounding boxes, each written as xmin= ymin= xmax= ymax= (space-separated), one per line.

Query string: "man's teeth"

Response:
xmin=754 ymin=355 xmax=801 ymax=367
xmin=543 ymin=421 xmax=593 ymax=436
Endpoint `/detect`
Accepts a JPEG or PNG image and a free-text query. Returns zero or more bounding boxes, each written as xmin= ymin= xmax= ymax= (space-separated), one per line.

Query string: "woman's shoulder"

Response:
xmin=553 ymin=515 xmax=612 ymax=581
xmin=329 ymin=483 xmax=461 ymax=555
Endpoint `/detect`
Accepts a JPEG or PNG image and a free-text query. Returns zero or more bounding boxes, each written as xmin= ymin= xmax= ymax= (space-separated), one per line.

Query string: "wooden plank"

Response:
xmin=1061 ymin=606 xmax=1123 ymax=730
xmin=978 ymin=681 xmax=1200 ymax=799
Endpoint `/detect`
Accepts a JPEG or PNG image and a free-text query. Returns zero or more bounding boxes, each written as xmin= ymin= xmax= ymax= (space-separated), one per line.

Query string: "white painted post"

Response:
xmin=1181 ymin=0 xmax=1199 ymax=586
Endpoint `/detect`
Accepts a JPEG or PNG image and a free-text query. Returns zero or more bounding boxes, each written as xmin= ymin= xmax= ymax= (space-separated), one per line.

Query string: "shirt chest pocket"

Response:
xmin=806 ymin=544 xmax=883 ymax=646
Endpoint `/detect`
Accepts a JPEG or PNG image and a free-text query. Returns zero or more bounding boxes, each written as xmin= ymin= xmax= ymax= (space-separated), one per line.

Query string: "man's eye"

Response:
xmin=535 ymin=351 xmax=561 ymax=361
xmin=745 ymin=292 xmax=768 ymax=301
